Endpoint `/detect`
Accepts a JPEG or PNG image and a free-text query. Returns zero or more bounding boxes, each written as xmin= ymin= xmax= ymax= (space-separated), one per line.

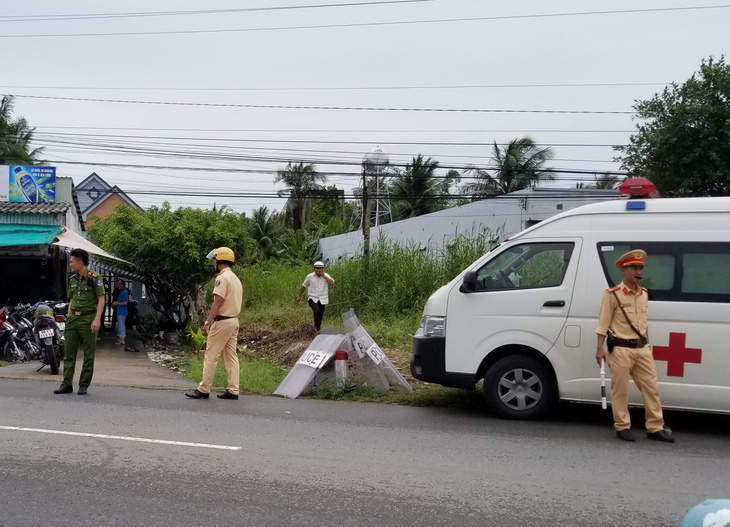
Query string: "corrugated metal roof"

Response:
xmin=0 ymin=202 xmax=70 ymax=214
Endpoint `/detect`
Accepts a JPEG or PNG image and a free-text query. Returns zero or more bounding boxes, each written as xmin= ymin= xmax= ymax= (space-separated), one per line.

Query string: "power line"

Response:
xmin=32 ymin=131 xmax=624 ymax=147
xmin=11 ymin=94 xmax=634 ymax=114
xmin=0 ymin=1 xmax=433 ymax=22
xmin=0 ymin=82 xmax=667 ymax=92
xmin=44 ymin=158 xmax=629 ymax=177
xmin=32 ymin=125 xmax=637 ymax=133
xmin=2 ymin=5 xmax=727 ymax=38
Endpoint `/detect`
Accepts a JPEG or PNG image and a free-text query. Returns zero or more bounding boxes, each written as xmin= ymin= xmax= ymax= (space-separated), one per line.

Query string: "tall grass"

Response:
xmin=236 ymin=228 xmax=497 ymax=341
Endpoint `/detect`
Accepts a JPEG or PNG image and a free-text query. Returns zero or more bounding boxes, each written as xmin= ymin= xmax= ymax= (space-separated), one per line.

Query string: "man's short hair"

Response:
xmin=70 ymin=248 xmax=90 ymax=266
xmin=117 ymin=279 xmax=126 ymax=286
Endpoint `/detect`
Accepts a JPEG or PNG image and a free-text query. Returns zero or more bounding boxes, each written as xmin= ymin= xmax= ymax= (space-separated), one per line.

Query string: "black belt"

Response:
xmin=71 ymin=310 xmax=97 ymax=316
xmin=613 ymin=337 xmax=647 ymax=348
xmin=213 ymin=315 xmax=235 ymax=321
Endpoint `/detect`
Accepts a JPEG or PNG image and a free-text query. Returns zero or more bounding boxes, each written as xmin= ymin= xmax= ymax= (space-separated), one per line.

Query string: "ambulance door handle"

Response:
xmin=543 ymin=300 xmax=565 ymax=307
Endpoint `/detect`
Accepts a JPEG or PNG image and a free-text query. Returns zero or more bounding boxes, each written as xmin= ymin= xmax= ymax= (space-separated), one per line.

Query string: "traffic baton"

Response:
xmin=600 ymin=358 xmax=607 ymax=410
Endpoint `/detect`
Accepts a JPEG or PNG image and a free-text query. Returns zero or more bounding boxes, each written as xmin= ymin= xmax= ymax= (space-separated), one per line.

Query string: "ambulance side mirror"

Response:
xmin=462 ymin=271 xmax=478 ymax=293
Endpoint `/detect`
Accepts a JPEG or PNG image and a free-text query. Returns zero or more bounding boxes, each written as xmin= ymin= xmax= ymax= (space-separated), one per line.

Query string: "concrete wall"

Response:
xmin=319 ymin=188 xmax=620 ymax=261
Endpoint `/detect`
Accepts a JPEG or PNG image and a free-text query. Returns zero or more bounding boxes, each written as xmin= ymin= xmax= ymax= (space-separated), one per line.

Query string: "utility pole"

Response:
xmin=362 ymin=166 xmax=370 ymax=275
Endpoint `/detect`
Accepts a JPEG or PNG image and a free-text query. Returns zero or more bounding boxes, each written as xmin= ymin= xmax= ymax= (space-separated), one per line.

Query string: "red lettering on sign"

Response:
xmin=652 ymin=332 xmax=702 ymax=377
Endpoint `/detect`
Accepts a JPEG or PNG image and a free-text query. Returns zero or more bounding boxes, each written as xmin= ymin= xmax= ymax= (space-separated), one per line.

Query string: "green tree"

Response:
xmin=248 ymin=205 xmax=283 ymax=261
xmin=389 ymin=155 xmax=444 ymax=219
xmin=88 ymin=203 xmax=253 ymax=330
xmin=462 ymin=137 xmax=554 ymax=198
xmin=576 ymin=172 xmax=623 ymax=189
xmin=274 ymin=162 xmax=326 ymax=232
xmin=0 ymin=95 xmax=44 ymax=165
xmin=616 ymin=56 xmax=730 ymax=196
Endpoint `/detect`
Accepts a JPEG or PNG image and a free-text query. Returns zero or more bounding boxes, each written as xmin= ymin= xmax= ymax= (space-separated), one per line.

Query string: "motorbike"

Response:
xmin=0 ymin=308 xmax=25 ymax=362
xmin=31 ymin=306 xmax=64 ymax=375
xmin=6 ymin=304 xmax=40 ymax=361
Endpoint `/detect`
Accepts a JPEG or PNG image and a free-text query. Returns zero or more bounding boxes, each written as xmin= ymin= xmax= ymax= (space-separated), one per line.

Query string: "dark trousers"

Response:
xmin=308 ymin=299 xmax=325 ymax=332
xmin=63 ymin=314 xmax=97 ymax=387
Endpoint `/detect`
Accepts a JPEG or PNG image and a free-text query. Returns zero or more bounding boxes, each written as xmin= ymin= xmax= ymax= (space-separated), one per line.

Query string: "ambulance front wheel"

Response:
xmin=483 ymin=355 xmax=556 ymax=420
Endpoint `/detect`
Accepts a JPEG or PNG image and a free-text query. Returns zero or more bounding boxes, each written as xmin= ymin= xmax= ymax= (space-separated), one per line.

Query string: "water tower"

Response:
xmin=361 ymin=146 xmax=391 ymax=227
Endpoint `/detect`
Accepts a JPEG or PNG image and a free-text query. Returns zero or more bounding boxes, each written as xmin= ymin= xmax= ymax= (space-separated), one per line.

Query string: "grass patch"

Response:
xmin=0 ymin=360 xmax=12 ymax=368
xmin=310 ymin=380 xmax=383 ymax=401
xmin=183 ymin=351 xmax=287 ymax=395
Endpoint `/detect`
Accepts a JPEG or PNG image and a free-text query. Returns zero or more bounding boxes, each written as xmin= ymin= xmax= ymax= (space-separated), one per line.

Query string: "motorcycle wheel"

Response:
xmin=44 ymin=341 xmax=59 ymax=375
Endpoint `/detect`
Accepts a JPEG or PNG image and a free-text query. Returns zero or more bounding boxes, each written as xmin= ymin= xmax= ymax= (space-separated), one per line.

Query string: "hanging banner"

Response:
xmin=5 ymin=165 xmax=56 ymax=203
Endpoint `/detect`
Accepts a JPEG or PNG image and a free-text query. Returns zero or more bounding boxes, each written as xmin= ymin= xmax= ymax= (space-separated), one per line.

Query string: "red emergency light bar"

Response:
xmin=619 ymin=177 xmax=661 ymax=199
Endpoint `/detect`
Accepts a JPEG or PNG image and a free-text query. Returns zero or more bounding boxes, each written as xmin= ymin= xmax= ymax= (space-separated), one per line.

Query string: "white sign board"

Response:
xmin=0 ymin=166 xmax=8 ymax=201
xmin=296 ymin=349 xmax=333 ymax=370
xmin=365 ymin=343 xmax=386 ymax=365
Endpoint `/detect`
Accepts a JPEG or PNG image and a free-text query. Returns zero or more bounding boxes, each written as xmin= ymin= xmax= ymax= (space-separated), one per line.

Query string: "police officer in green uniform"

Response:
xmin=54 ymin=248 xmax=105 ymax=395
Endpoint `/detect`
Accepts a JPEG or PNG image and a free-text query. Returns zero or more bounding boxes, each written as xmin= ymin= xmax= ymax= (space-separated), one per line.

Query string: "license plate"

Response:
xmin=56 ymin=322 xmax=65 ymax=330
xmin=38 ymin=329 xmax=54 ymax=339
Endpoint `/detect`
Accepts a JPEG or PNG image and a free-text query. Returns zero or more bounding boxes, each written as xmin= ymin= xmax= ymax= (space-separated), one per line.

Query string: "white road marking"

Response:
xmin=0 ymin=425 xmax=241 ymax=451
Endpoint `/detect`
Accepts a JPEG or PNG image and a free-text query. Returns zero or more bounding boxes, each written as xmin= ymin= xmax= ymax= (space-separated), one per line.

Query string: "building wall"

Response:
xmin=84 ymin=194 xmax=130 ymax=228
xmin=319 ymin=189 xmax=620 ymax=261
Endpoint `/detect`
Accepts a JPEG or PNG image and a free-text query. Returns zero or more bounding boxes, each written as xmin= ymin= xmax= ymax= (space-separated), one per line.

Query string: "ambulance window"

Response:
xmin=682 ymin=253 xmax=730 ymax=295
xmin=597 ymin=244 xmax=674 ymax=291
xmin=474 ymin=242 xmax=574 ymax=290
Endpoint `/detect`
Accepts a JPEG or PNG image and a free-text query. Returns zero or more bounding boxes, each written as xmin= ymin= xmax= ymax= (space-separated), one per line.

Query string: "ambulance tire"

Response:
xmin=483 ymin=355 xmax=556 ymax=420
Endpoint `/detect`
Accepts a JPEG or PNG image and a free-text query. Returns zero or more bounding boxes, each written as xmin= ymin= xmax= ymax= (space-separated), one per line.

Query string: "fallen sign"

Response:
xmin=273 ymin=334 xmax=347 ymax=399
xmin=273 ymin=310 xmax=412 ymax=399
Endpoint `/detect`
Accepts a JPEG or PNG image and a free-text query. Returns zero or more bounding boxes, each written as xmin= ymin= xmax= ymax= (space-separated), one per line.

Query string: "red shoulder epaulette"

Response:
xmin=641 ymin=286 xmax=649 ymax=292
xmin=91 ymin=272 xmax=98 ymax=278
xmin=606 ymin=286 xmax=621 ymax=292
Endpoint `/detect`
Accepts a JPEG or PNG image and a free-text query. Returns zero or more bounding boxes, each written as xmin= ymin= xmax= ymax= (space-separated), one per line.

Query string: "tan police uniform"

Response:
xmin=596 ymin=251 xmax=665 ymax=433
xmin=198 ymin=266 xmax=243 ymax=395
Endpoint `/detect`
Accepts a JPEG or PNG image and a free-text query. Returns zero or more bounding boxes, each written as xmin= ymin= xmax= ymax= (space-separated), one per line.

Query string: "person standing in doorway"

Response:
xmin=296 ymin=261 xmax=334 ymax=332
xmin=54 ymin=248 xmax=105 ymax=396
xmin=185 ymin=247 xmax=243 ymax=400
xmin=112 ymin=279 xmax=129 ymax=346
xmin=596 ymin=249 xmax=674 ymax=443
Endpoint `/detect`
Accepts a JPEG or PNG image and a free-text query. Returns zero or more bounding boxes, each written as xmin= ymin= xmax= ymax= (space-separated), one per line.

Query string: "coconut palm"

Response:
xmin=0 ymin=95 xmax=44 ymax=165
xmin=274 ymin=162 xmax=326 ymax=232
xmin=462 ymin=137 xmax=554 ymax=198
xmin=247 ymin=205 xmax=282 ymax=261
xmin=389 ymin=155 xmax=442 ymax=219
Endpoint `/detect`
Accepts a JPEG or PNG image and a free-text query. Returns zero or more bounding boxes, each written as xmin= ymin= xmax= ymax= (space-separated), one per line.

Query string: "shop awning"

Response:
xmin=52 ymin=227 xmax=132 ymax=265
xmin=0 ymin=224 xmax=63 ymax=247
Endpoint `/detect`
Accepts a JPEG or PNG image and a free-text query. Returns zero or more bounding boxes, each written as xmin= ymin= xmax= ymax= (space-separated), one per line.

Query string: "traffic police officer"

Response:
xmin=596 ymin=249 xmax=674 ymax=442
xmin=185 ymin=247 xmax=243 ymax=400
xmin=54 ymin=248 xmax=105 ymax=395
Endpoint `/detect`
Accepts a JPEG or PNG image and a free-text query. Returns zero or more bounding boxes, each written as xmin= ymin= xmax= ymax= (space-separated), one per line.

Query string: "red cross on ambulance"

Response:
xmin=652 ymin=332 xmax=702 ymax=377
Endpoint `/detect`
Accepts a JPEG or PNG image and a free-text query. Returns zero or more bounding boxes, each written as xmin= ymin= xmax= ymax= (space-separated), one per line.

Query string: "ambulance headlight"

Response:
xmin=420 ymin=316 xmax=446 ymax=337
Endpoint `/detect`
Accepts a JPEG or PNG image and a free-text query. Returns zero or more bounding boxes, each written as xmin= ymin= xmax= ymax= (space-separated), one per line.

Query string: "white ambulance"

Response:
xmin=410 ymin=197 xmax=730 ymax=419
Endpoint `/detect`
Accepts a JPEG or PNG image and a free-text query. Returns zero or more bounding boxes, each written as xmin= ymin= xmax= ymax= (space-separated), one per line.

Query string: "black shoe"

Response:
xmin=616 ymin=429 xmax=636 ymax=442
xmin=217 ymin=391 xmax=239 ymax=400
xmin=185 ymin=389 xmax=209 ymax=399
xmin=54 ymin=384 xmax=73 ymax=394
xmin=647 ymin=429 xmax=675 ymax=443
xmin=124 ymin=347 xmax=139 ymax=352
xmin=78 ymin=386 xmax=88 ymax=395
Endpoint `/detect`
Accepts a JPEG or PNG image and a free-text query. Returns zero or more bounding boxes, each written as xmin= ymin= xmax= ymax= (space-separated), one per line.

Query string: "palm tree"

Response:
xmin=389 ymin=155 xmax=442 ymax=219
xmin=274 ymin=162 xmax=326 ymax=232
xmin=247 ymin=206 xmax=282 ymax=261
xmin=462 ymin=136 xmax=554 ymax=198
xmin=576 ymin=173 xmax=623 ymax=189
xmin=0 ymin=95 xmax=44 ymax=165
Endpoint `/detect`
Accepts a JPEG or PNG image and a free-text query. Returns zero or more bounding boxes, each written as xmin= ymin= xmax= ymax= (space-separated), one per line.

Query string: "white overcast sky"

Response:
xmin=2 ymin=0 xmax=727 ymax=214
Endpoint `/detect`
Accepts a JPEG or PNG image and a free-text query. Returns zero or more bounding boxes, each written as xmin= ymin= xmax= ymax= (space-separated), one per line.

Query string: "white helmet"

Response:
xmin=313 ymin=261 xmax=324 ymax=268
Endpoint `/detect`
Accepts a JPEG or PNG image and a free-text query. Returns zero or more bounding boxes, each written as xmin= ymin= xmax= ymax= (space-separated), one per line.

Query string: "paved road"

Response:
xmin=1 ymin=379 xmax=728 ymax=527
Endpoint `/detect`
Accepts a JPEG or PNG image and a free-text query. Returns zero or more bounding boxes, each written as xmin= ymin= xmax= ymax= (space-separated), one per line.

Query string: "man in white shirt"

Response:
xmin=296 ymin=261 xmax=334 ymax=332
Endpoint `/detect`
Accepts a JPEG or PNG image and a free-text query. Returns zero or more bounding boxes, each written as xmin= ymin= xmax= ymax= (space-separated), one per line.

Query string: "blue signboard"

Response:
xmin=8 ymin=166 xmax=56 ymax=203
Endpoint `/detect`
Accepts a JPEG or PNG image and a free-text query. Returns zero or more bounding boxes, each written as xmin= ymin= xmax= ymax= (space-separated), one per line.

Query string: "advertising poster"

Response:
xmin=7 ymin=165 xmax=56 ymax=203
